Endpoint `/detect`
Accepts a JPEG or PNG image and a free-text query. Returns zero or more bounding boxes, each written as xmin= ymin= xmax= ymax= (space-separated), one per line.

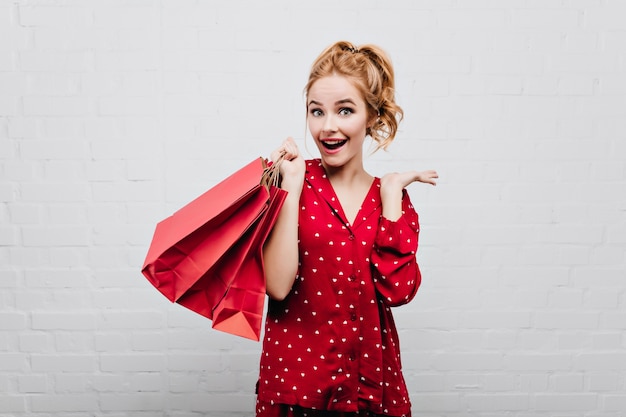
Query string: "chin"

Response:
xmin=320 ymin=153 xmax=352 ymax=169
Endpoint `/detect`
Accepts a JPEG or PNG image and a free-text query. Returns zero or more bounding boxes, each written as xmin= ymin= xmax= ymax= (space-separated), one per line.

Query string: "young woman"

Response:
xmin=257 ymin=41 xmax=438 ymax=417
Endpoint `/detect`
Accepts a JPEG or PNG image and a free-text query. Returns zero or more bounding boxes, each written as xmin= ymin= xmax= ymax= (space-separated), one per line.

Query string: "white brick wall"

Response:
xmin=1 ymin=0 xmax=625 ymax=415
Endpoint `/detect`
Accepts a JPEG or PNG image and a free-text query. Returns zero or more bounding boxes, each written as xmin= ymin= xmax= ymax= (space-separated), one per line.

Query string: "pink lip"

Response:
xmin=320 ymin=138 xmax=348 ymax=155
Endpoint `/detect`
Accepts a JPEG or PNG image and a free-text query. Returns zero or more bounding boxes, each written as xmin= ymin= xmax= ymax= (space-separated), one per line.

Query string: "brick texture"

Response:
xmin=1 ymin=0 xmax=625 ymax=416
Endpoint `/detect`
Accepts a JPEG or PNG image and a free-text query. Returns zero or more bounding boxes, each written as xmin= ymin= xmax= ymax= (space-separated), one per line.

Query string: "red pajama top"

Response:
xmin=257 ymin=159 xmax=421 ymax=416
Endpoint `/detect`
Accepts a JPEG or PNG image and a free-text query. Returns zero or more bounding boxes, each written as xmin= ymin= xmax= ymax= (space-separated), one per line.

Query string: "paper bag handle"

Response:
xmin=260 ymin=153 xmax=284 ymax=188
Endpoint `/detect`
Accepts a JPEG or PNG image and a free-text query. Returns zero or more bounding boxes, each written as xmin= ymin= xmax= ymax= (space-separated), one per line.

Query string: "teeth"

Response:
xmin=321 ymin=139 xmax=347 ymax=150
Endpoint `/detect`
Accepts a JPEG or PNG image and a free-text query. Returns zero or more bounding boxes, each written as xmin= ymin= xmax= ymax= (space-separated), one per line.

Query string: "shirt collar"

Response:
xmin=305 ymin=159 xmax=381 ymax=229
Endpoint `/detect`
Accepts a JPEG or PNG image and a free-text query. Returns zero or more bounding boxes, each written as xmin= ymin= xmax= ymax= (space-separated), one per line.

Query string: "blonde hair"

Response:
xmin=304 ymin=41 xmax=403 ymax=151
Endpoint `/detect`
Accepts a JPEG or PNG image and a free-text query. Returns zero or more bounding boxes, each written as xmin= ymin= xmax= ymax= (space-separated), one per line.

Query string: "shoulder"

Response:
xmin=304 ymin=159 xmax=324 ymax=180
xmin=304 ymin=158 xmax=322 ymax=170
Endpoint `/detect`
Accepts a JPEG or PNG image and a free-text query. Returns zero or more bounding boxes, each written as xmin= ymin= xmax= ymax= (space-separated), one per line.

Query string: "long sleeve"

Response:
xmin=371 ymin=191 xmax=421 ymax=307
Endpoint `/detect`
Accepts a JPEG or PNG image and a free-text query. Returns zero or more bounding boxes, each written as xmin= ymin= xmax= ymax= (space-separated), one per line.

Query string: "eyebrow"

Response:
xmin=308 ymin=98 xmax=357 ymax=107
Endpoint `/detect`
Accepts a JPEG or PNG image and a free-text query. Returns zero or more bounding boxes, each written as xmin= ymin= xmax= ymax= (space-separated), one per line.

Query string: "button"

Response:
xmin=348 ymin=234 xmax=355 ymax=241
xmin=350 ymin=313 xmax=357 ymax=321
xmin=348 ymin=275 xmax=356 ymax=282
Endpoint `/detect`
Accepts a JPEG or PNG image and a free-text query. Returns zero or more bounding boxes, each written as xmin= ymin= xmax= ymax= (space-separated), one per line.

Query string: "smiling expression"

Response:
xmin=307 ymin=74 xmax=374 ymax=169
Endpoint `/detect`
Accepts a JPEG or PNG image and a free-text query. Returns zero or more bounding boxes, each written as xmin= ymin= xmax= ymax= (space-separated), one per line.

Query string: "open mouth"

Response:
xmin=321 ymin=139 xmax=348 ymax=150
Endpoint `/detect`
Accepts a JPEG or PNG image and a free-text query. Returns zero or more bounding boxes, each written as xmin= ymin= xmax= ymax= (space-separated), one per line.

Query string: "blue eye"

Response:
xmin=339 ymin=107 xmax=353 ymax=116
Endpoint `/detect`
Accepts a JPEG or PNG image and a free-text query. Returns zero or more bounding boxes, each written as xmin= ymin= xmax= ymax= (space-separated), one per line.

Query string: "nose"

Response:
xmin=322 ymin=114 xmax=338 ymax=134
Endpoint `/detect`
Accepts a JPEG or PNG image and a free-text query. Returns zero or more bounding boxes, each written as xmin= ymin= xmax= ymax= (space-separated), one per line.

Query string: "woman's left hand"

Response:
xmin=380 ymin=169 xmax=438 ymax=191
xmin=379 ymin=169 xmax=438 ymax=221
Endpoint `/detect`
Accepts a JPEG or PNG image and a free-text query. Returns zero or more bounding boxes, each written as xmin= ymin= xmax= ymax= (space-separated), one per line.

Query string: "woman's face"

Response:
xmin=306 ymin=74 xmax=372 ymax=169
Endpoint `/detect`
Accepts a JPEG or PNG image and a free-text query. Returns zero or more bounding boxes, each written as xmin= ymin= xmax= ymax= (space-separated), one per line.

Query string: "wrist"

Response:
xmin=380 ymin=188 xmax=403 ymax=222
xmin=281 ymin=174 xmax=304 ymax=193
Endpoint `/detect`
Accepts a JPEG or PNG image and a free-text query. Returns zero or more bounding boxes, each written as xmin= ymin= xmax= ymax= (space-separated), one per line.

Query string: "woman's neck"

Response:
xmin=322 ymin=160 xmax=372 ymax=188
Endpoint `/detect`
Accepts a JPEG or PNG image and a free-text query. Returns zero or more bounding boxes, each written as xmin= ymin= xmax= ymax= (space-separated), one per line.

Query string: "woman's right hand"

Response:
xmin=271 ymin=137 xmax=305 ymax=193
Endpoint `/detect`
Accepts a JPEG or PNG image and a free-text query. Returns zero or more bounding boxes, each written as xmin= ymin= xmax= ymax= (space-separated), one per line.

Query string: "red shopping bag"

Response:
xmin=179 ymin=186 xmax=286 ymax=340
xmin=141 ymin=158 xmax=286 ymax=340
xmin=212 ymin=186 xmax=286 ymax=340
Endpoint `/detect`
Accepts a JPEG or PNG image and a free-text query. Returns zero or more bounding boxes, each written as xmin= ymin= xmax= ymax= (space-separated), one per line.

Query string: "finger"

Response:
xmin=419 ymin=170 xmax=438 ymax=178
xmin=429 ymin=171 xmax=439 ymax=185
xmin=271 ymin=138 xmax=296 ymax=162
xmin=408 ymin=170 xmax=438 ymax=186
xmin=426 ymin=171 xmax=438 ymax=185
xmin=283 ymin=138 xmax=300 ymax=160
xmin=270 ymin=149 xmax=284 ymax=162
